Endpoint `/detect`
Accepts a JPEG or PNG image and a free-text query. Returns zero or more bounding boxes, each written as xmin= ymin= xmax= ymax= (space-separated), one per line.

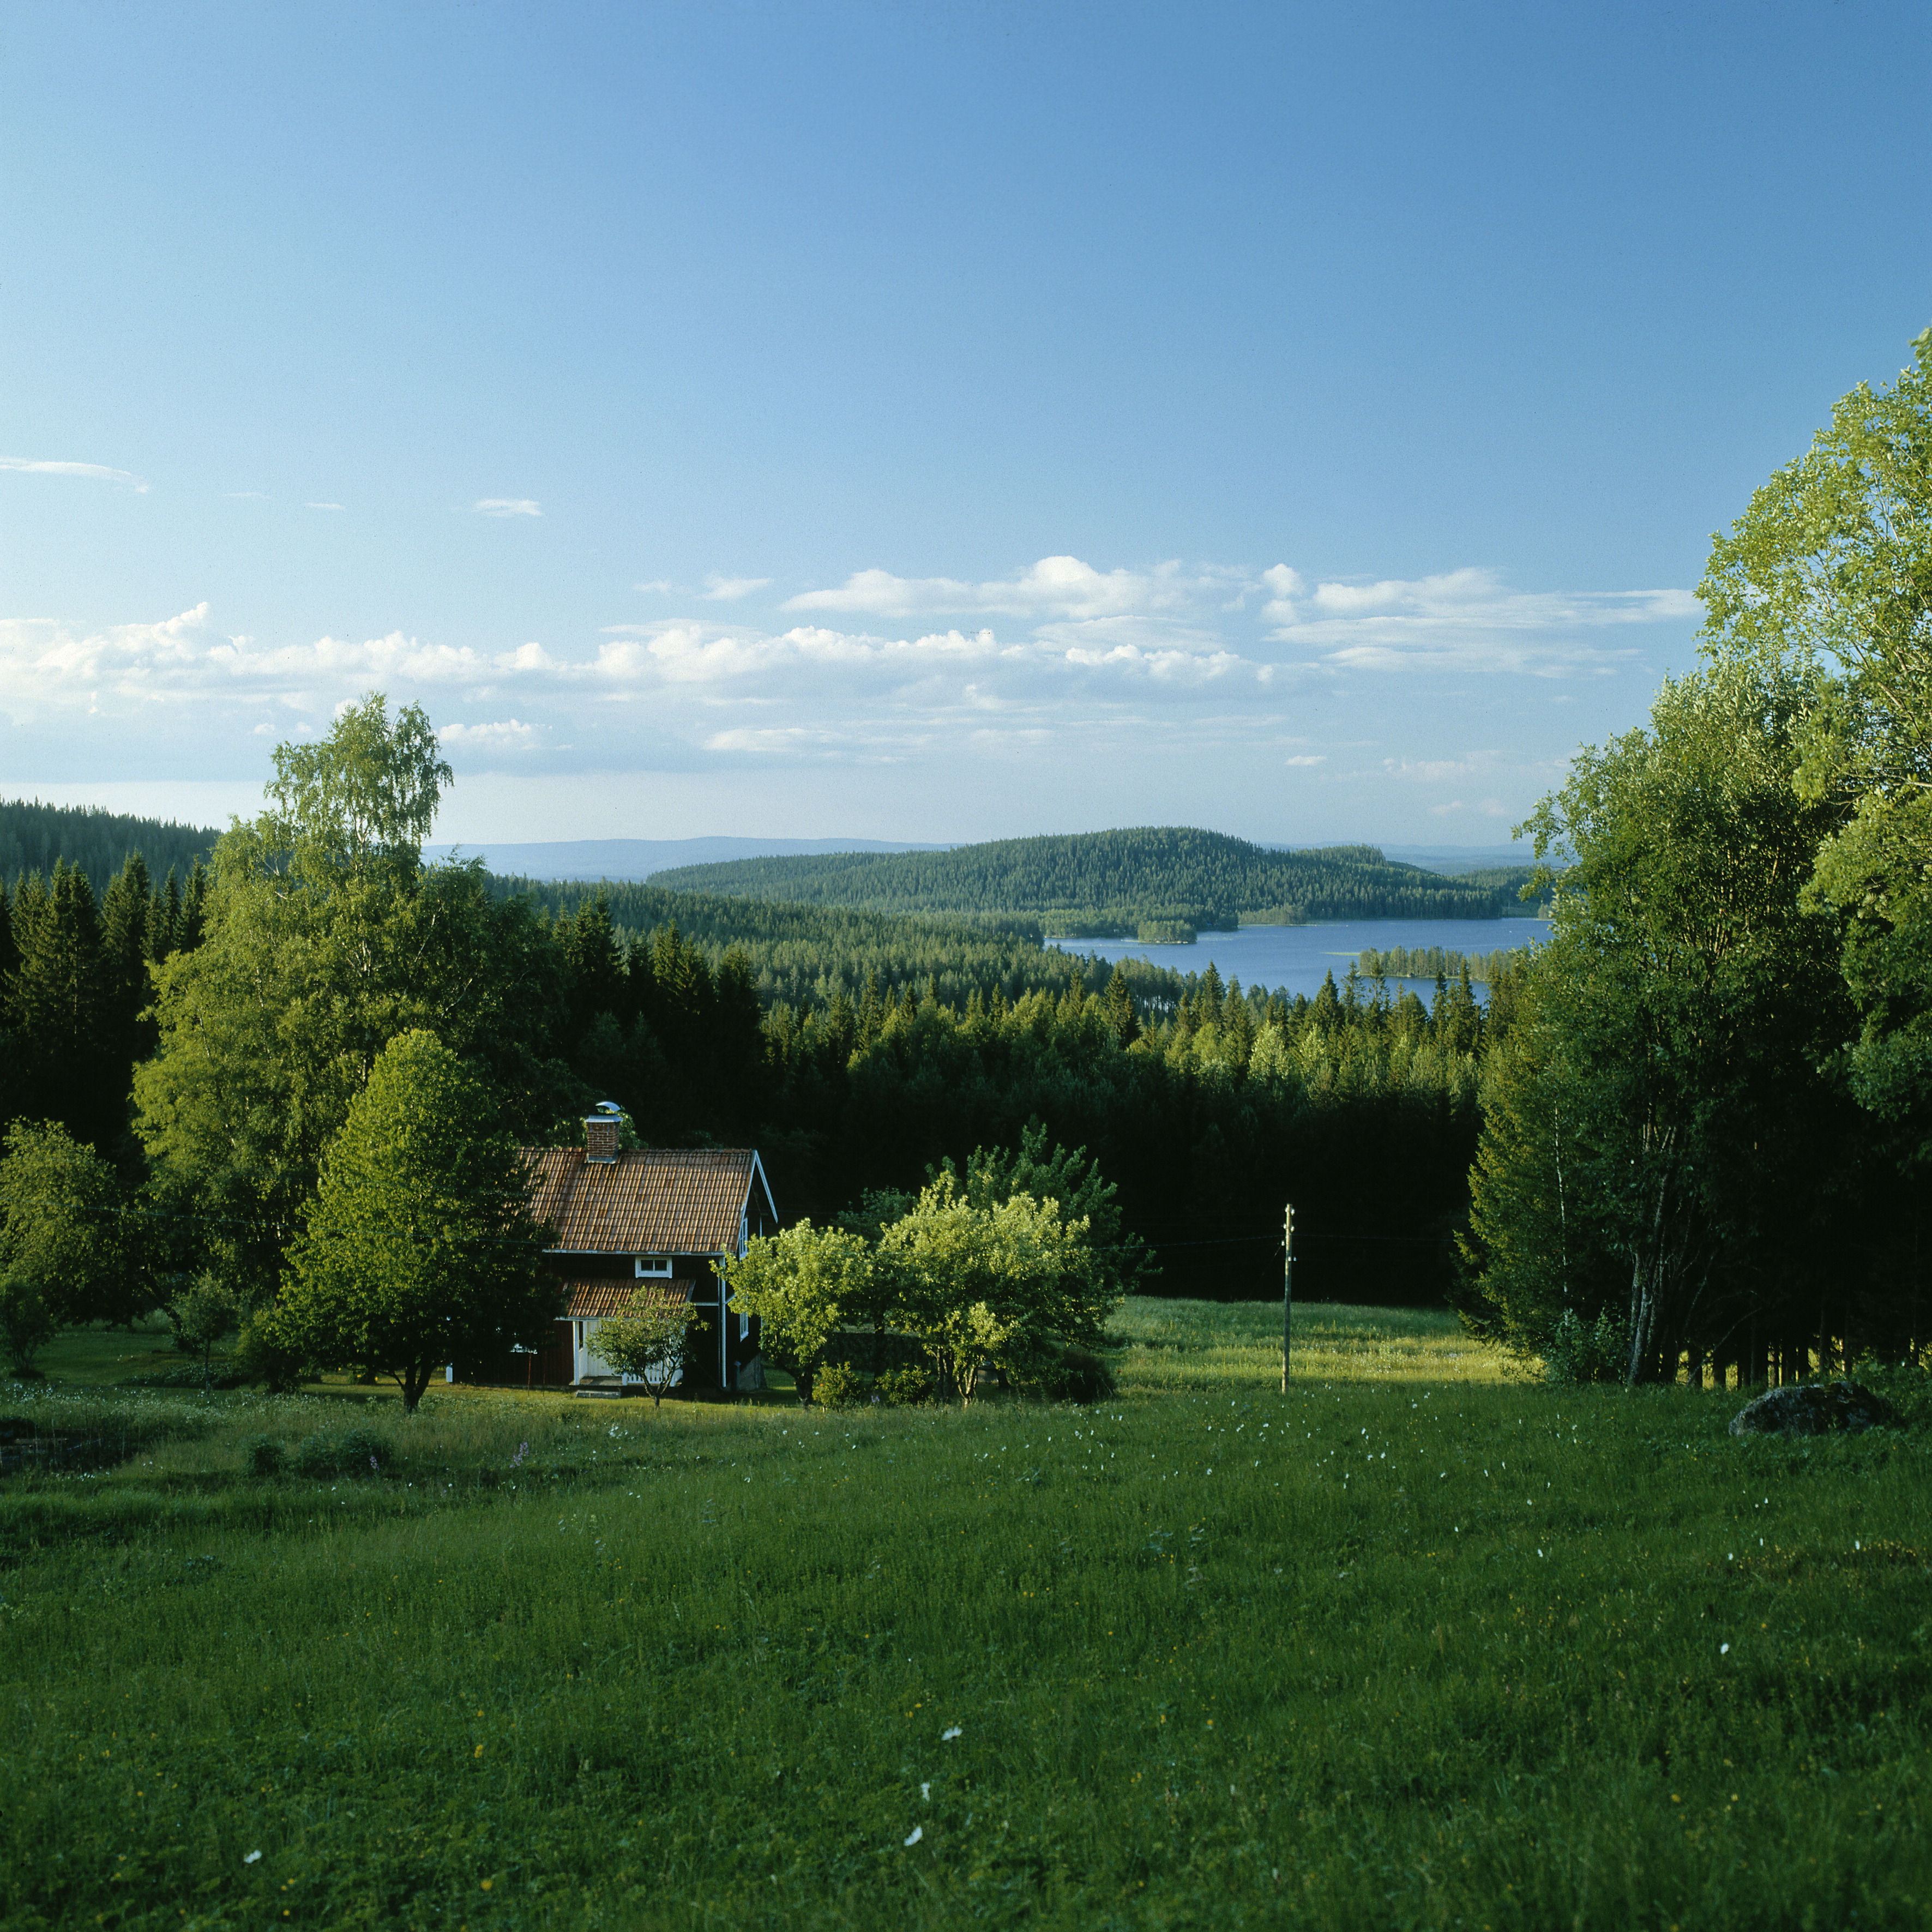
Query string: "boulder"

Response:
xmin=1729 ymin=1380 xmax=1898 ymax=1439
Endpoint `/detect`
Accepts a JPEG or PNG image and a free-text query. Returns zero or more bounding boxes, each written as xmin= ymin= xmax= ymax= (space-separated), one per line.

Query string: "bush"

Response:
xmin=1856 ymin=1358 xmax=1932 ymax=1430
xmin=233 ymin=1314 xmax=311 ymax=1394
xmin=243 ymin=1435 xmax=285 ymax=1477
xmin=1026 ymin=1345 xmax=1116 ymax=1403
xmin=875 ymin=1365 xmax=932 ymax=1406
xmin=290 ymin=1425 xmax=392 ymax=1479
xmin=812 ymin=1362 xmax=871 ymax=1410
xmin=1542 ymin=1309 xmax=1627 ymax=1386
xmin=0 ymin=1275 xmax=57 ymax=1377
xmin=1051 ymin=1348 xmax=1117 ymax=1403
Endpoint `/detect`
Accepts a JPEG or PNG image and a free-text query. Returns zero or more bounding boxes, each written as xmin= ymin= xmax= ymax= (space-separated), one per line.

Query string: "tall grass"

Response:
xmin=2 ymin=1301 xmax=1928 ymax=1929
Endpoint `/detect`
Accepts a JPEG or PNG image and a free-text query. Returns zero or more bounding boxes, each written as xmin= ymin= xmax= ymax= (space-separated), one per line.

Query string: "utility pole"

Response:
xmin=1282 ymin=1202 xmax=1295 ymax=1392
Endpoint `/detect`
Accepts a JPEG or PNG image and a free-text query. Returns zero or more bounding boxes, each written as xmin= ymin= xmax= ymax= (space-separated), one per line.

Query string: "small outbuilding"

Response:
xmin=453 ymin=1106 xmax=778 ymax=1395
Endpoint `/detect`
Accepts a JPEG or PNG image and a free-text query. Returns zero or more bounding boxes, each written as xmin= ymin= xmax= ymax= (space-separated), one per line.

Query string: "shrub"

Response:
xmin=0 ymin=1275 xmax=57 ymax=1377
xmin=1857 ymin=1358 xmax=1932 ymax=1430
xmin=875 ymin=1365 xmax=932 ymax=1406
xmin=812 ymin=1362 xmax=870 ymax=1409
xmin=233 ymin=1314 xmax=311 ymax=1394
xmin=1542 ymin=1309 xmax=1627 ymax=1386
xmin=1045 ymin=1347 xmax=1117 ymax=1404
xmin=290 ymin=1425 xmax=392 ymax=1479
xmin=243 ymin=1435 xmax=285 ymax=1477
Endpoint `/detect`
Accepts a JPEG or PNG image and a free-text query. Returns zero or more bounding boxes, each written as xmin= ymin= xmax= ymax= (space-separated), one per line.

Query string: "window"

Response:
xmin=634 ymin=1254 xmax=672 ymax=1278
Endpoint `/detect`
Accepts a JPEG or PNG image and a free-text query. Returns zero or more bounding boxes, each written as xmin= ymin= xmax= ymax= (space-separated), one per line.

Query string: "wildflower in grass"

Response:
xmin=244 ymin=1850 xmax=262 ymax=1864
xmin=904 ymin=1826 xmax=923 ymax=1846
xmin=942 ymin=1725 xmax=961 ymax=1741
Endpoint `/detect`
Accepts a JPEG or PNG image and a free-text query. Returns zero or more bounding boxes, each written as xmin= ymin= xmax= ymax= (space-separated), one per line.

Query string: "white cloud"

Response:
xmin=1 ymin=550 xmax=1701 ymax=821
xmin=701 ymin=574 xmax=772 ymax=601
xmin=440 ymin=718 xmax=542 ymax=752
xmin=784 ymin=555 xmax=1243 ymax=622
xmin=1267 ymin=567 xmax=1696 ymax=675
xmin=305 ymin=501 xmax=344 ymax=511
xmin=474 ymin=498 xmax=541 ymax=518
xmin=225 ymin=490 xmax=269 ymax=500
xmin=1 ymin=456 xmax=149 ymax=493
xmin=634 ymin=579 xmax=676 ymax=595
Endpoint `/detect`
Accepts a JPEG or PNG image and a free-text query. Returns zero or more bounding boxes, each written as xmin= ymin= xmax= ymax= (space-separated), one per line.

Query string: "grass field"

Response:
xmin=2 ymin=1300 xmax=1928 ymax=1930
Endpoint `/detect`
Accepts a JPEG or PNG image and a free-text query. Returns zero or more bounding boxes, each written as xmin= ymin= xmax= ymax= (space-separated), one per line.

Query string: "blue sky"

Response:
xmin=4 ymin=1 xmax=1929 ymax=846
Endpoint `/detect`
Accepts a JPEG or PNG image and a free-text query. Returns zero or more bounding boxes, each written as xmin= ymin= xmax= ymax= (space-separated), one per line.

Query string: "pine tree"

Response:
xmin=1103 ymin=962 xmax=1138 ymax=1043
xmin=99 ymin=853 xmax=155 ymax=1075
xmin=176 ymin=859 xmax=209 ymax=953
xmin=151 ymin=867 xmax=184 ymax=961
xmin=10 ymin=863 xmax=116 ymax=1146
xmin=558 ymin=893 xmax=628 ymax=1040
xmin=0 ymin=879 xmax=16 ymax=1030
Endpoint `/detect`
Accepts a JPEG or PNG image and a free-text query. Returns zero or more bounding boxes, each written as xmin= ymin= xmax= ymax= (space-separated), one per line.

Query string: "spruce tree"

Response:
xmin=99 ymin=852 xmax=155 ymax=1075
xmin=10 ymin=863 xmax=116 ymax=1146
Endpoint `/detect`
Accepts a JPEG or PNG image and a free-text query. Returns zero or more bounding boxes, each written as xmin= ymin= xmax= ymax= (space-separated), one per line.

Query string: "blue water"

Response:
xmin=1049 ymin=917 xmax=1552 ymax=1002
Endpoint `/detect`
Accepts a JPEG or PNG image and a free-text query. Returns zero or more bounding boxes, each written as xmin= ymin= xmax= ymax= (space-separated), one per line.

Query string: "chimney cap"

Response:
xmin=592 ymin=1100 xmax=623 ymax=1117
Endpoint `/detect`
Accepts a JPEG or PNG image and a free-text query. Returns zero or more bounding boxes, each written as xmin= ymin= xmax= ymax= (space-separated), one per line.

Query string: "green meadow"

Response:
xmin=3 ymin=1303 xmax=1928 ymax=1930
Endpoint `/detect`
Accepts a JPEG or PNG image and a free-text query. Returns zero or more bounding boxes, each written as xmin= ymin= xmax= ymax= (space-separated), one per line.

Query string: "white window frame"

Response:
xmin=634 ymin=1253 xmax=673 ymax=1278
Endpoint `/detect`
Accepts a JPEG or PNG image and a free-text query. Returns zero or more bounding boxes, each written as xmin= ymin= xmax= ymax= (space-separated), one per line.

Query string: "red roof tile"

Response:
xmin=522 ymin=1146 xmax=765 ymax=1256
xmin=562 ymin=1278 xmax=694 ymax=1320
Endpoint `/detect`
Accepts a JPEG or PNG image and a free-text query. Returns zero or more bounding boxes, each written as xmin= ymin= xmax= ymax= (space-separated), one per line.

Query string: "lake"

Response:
xmin=1048 ymin=917 xmax=1552 ymax=1002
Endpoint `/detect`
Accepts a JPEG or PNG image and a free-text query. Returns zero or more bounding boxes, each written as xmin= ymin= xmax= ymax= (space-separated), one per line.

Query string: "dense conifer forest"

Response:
xmin=649 ymin=826 xmax=1532 ymax=935
xmin=0 ymin=798 xmax=218 ymax=895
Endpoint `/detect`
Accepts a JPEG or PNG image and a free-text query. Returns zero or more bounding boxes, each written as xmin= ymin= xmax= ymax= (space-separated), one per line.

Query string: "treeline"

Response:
xmin=1458 ymin=327 xmax=1932 ymax=1384
xmin=0 ymin=707 xmax=1519 ymax=1348
xmin=485 ymin=874 xmax=1187 ymax=1014
xmin=0 ymin=854 xmax=211 ymax=1151
xmin=1 ymin=798 xmax=218 ymax=897
xmin=649 ymin=827 xmax=1525 ymax=932
xmin=1356 ymin=943 xmax=1533 ymax=986
xmin=754 ymin=956 xmax=1512 ymax=1305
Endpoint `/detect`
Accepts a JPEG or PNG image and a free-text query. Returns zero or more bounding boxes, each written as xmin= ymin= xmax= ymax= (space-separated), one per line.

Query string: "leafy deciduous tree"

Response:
xmin=278 ymin=1030 xmax=554 ymax=1412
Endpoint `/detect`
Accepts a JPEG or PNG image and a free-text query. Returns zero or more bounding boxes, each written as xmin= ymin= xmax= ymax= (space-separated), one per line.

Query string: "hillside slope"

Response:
xmin=648 ymin=826 xmax=1521 ymax=935
xmin=1 ymin=798 xmax=219 ymax=894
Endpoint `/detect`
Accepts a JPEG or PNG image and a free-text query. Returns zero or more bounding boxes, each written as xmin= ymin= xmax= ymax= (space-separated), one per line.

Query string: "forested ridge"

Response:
xmin=1 ymin=798 xmax=218 ymax=896
xmin=482 ymin=874 xmax=1185 ymax=1013
xmin=649 ymin=826 xmax=1530 ymax=935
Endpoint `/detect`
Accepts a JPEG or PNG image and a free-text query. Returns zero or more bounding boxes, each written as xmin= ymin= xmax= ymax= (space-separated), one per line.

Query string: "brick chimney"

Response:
xmin=585 ymin=1103 xmax=622 ymax=1164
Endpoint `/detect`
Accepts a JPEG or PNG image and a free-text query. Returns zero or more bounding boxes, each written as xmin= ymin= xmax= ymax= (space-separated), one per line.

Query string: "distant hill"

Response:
xmin=647 ymin=826 xmax=1526 ymax=936
xmin=0 ymin=798 xmax=220 ymax=894
xmin=423 ymin=835 xmax=949 ymax=881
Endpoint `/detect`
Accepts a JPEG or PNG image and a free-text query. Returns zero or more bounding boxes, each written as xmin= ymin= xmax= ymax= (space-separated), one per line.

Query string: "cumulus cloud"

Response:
xmin=1266 ymin=566 xmax=1697 ymax=675
xmin=785 ymin=555 xmax=1243 ymax=622
xmin=474 ymin=498 xmax=541 ymax=518
xmin=1 ymin=456 xmax=149 ymax=493
xmin=2 ymin=550 xmax=1701 ymax=802
xmin=439 ymin=718 xmax=543 ymax=753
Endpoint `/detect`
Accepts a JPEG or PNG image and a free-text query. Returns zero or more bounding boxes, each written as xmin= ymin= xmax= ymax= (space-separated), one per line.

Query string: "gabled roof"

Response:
xmin=522 ymin=1146 xmax=769 ymax=1256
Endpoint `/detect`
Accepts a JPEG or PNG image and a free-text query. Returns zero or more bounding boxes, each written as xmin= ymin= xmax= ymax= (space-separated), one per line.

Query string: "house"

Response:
xmin=453 ymin=1105 xmax=778 ymax=1395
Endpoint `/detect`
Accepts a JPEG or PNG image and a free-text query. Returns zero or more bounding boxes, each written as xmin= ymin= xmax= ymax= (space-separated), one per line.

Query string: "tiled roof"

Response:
xmin=563 ymin=1278 xmax=694 ymax=1320
xmin=523 ymin=1146 xmax=758 ymax=1256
